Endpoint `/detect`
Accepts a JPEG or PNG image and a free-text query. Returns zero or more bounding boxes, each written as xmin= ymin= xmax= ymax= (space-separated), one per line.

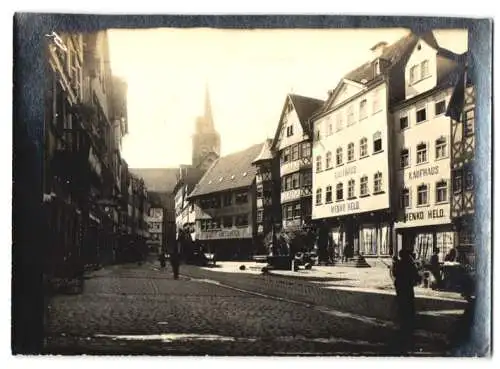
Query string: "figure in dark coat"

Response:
xmin=393 ymin=249 xmax=420 ymax=353
xmin=170 ymin=230 xmax=182 ymax=279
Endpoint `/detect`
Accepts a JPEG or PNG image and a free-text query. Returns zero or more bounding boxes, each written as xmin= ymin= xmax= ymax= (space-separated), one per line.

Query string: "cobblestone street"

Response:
xmin=43 ymin=261 xmax=467 ymax=356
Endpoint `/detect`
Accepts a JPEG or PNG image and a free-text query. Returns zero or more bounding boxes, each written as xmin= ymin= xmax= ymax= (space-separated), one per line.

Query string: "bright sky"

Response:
xmin=107 ymin=28 xmax=468 ymax=169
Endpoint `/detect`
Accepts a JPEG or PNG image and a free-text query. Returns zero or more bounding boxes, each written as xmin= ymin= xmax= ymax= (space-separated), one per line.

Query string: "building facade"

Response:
xmin=44 ymin=30 xmax=130 ymax=275
xmin=447 ymin=66 xmax=476 ymax=266
xmin=187 ymin=143 xmax=265 ymax=260
xmin=311 ymin=35 xmax=421 ymax=261
xmin=392 ymin=35 xmax=466 ymax=263
xmin=271 ymin=94 xmax=324 ymax=233
xmin=146 ymin=207 xmax=163 ymax=252
xmin=252 ymin=139 xmax=281 ymax=253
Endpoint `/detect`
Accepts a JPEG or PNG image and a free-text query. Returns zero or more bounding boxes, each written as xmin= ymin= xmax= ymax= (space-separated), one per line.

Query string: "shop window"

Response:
xmin=417 ymin=184 xmax=429 ymax=206
xmin=325 ymin=185 xmax=332 ymax=203
xmin=336 ymin=183 xmax=344 ymax=201
xmin=347 ymin=143 xmax=355 ymax=162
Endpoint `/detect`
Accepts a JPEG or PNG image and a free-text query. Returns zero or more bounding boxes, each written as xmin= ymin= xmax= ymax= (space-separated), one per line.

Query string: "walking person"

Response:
xmin=429 ymin=248 xmax=442 ymax=289
xmin=393 ymin=249 xmax=421 ymax=354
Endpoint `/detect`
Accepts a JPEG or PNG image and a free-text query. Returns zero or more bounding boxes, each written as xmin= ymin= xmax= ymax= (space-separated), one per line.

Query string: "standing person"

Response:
xmin=429 ymin=248 xmax=442 ymax=288
xmin=170 ymin=229 xmax=181 ymax=280
xmin=393 ymin=249 xmax=420 ymax=353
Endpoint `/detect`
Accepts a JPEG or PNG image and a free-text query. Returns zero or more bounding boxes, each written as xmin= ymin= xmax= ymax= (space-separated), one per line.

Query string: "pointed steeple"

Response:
xmin=203 ymin=83 xmax=214 ymax=129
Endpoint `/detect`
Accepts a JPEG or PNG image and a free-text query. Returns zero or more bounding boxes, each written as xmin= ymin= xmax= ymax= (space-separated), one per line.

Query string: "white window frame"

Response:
xmin=336 ymin=183 xmax=344 ymax=201
xmin=348 ymin=179 xmax=355 ymax=199
xmin=325 ymin=185 xmax=332 ymax=203
xmin=435 ymin=136 xmax=447 ymax=160
xmin=359 ymin=99 xmax=368 ymax=120
xmin=373 ymin=172 xmax=383 ymax=194
xmin=416 ymin=105 xmax=427 ymax=123
xmin=316 ymin=155 xmax=322 ymax=172
xmin=417 ymin=184 xmax=429 ymax=206
xmin=360 ymin=137 xmax=368 ymax=158
xmin=435 ymin=180 xmax=448 ymax=204
xmin=347 ymin=105 xmax=355 ymax=126
xmin=360 ymin=176 xmax=369 ymax=196
xmin=347 ymin=143 xmax=355 ymax=162
xmin=416 ymin=142 xmax=428 ymax=164
xmin=325 ymin=151 xmax=332 ymax=169
xmin=336 ymin=147 xmax=343 ymax=166
xmin=316 ymin=188 xmax=322 ymax=205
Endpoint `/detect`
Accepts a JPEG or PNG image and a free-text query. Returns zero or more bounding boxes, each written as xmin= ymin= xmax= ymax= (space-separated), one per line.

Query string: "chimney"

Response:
xmin=370 ymin=41 xmax=389 ymax=59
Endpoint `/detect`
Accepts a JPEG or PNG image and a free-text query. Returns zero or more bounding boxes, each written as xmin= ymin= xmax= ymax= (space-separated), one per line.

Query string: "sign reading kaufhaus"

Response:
xmin=312 ymin=164 xmax=390 ymax=219
xmin=199 ymin=227 xmax=252 ymax=240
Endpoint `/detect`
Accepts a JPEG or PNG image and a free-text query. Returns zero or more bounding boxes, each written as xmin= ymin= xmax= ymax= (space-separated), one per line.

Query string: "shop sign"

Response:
xmin=201 ymin=227 xmax=251 ymax=240
xmin=334 ymin=166 xmax=357 ymax=180
xmin=281 ymin=189 xmax=301 ymax=203
xmin=404 ymin=208 xmax=446 ymax=222
xmin=408 ymin=165 xmax=439 ymax=180
xmin=330 ymin=200 xmax=360 ymax=214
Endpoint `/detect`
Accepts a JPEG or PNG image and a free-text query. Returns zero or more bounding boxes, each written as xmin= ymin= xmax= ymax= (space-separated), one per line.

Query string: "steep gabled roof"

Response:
xmin=187 ymin=142 xmax=265 ymax=199
xmin=129 ymin=168 xmax=179 ymax=193
xmin=252 ymin=138 xmax=273 ymax=165
xmin=270 ymin=93 xmax=324 ymax=151
xmin=172 ymin=166 xmax=206 ymax=195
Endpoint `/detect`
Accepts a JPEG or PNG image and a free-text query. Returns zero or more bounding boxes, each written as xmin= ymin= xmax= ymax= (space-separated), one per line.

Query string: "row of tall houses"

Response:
xmin=43 ymin=31 xmax=150 ymax=279
xmin=172 ymin=30 xmax=475 ymax=266
xmin=310 ymin=32 xmax=475 ymax=265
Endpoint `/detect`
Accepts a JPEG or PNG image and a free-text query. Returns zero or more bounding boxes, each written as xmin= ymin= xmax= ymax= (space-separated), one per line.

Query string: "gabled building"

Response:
xmin=187 ymin=142 xmax=266 ymax=260
xmin=270 ymin=94 xmax=324 ymax=233
xmin=173 ymin=166 xmax=205 ymax=236
xmin=251 ymin=138 xmax=281 ymax=252
xmin=446 ymin=64 xmax=476 ymax=266
xmin=311 ymin=32 xmax=420 ymax=261
xmin=392 ymin=33 xmax=467 ymax=262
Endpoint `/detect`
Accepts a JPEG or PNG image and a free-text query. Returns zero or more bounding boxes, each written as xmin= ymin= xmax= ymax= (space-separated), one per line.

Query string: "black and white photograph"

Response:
xmin=11 ymin=12 xmax=492 ymax=358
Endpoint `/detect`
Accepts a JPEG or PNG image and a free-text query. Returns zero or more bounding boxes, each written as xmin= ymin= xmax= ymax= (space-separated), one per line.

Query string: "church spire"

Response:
xmin=203 ymin=83 xmax=214 ymax=129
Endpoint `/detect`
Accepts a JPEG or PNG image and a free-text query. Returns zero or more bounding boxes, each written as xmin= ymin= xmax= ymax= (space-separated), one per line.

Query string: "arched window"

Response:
xmin=347 ymin=143 xmax=355 ymax=162
xmin=336 ymin=147 xmax=343 ymax=166
xmin=360 ymin=137 xmax=368 ymax=157
xmin=336 ymin=183 xmax=344 ymax=201
xmin=325 ymin=151 xmax=332 ymax=169
xmin=315 ymin=188 xmax=323 ymax=205
xmin=316 ymin=155 xmax=322 ymax=172
xmin=325 ymin=185 xmax=332 ymax=203
xmin=360 ymin=175 xmax=369 ymax=196
xmin=374 ymin=172 xmax=383 ymax=193
xmin=348 ymin=179 xmax=355 ymax=199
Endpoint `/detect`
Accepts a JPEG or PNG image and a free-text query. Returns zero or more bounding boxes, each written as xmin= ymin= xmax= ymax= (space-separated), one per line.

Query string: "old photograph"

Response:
xmin=12 ymin=14 xmax=492 ymax=357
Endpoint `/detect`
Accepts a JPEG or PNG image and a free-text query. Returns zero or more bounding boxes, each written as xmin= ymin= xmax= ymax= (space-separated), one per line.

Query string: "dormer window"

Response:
xmin=421 ymin=60 xmax=430 ymax=79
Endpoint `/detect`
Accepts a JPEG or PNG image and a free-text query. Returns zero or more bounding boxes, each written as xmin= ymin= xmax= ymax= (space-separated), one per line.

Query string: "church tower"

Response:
xmin=192 ymin=85 xmax=221 ymax=170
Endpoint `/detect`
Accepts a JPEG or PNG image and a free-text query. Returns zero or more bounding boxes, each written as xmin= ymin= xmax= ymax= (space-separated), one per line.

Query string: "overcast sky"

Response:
xmin=107 ymin=28 xmax=468 ymax=169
